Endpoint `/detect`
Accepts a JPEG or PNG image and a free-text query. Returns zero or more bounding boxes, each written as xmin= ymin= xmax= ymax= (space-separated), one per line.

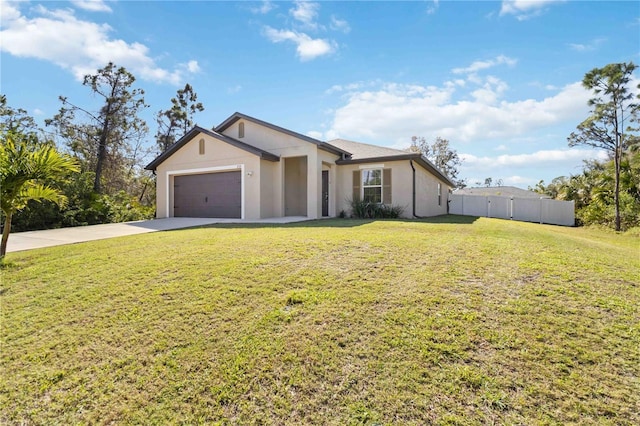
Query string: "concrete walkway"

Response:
xmin=6 ymin=216 xmax=310 ymax=253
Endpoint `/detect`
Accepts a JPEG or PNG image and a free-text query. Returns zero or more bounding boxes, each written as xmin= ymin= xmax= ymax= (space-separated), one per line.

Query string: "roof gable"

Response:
xmin=145 ymin=126 xmax=279 ymax=171
xmin=215 ymin=112 xmax=349 ymax=157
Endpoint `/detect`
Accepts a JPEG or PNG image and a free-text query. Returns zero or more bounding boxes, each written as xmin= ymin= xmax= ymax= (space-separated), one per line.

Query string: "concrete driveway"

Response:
xmin=6 ymin=216 xmax=310 ymax=253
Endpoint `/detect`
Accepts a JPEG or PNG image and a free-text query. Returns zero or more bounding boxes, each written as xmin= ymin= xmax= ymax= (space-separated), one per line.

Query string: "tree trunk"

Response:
xmin=614 ymin=146 xmax=621 ymax=231
xmin=138 ymin=180 xmax=148 ymax=203
xmin=613 ymin=95 xmax=621 ymax=232
xmin=1 ymin=212 xmax=13 ymax=260
xmin=94 ymin=116 xmax=110 ymax=193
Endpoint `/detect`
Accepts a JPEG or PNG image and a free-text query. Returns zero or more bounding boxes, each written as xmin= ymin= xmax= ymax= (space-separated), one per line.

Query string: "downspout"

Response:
xmin=410 ymin=159 xmax=423 ymax=218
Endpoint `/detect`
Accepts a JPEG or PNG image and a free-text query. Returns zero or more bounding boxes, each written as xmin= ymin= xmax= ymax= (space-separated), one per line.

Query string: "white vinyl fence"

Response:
xmin=449 ymin=194 xmax=575 ymax=226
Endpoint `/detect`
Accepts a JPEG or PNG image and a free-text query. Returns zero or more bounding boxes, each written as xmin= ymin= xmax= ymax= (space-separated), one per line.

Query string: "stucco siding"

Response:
xmin=222 ymin=120 xmax=317 ymax=158
xmin=335 ymin=160 xmax=449 ymax=218
xmin=414 ymin=165 xmax=449 ymax=217
xmin=335 ymin=160 xmax=408 ymax=218
xmin=260 ymin=160 xmax=278 ymax=219
xmin=155 ymin=133 xmax=262 ymax=219
xmin=222 ymin=120 xmax=328 ymax=219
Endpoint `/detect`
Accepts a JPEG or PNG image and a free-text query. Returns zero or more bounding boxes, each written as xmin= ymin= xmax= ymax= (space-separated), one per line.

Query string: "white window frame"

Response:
xmin=361 ymin=168 xmax=383 ymax=204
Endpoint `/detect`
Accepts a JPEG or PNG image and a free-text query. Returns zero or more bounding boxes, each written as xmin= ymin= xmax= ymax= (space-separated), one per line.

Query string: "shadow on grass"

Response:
xmin=166 ymin=214 xmax=480 ymax=232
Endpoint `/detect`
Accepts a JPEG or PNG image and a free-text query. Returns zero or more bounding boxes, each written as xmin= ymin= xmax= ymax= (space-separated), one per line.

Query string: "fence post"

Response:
xmin=539 ymin=197 xmax=543 ymax=224
xmin=510 ymin=197 xmax=513 ymax=220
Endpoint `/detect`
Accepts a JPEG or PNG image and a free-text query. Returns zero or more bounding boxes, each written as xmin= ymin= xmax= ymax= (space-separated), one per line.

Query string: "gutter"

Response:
xmin=410 ymin=159 xmax=423 ymax=219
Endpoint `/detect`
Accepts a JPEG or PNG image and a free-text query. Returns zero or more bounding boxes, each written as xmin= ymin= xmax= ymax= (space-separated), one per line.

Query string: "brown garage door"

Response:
xmin=174 ymin=171 xmax=241 ymax=218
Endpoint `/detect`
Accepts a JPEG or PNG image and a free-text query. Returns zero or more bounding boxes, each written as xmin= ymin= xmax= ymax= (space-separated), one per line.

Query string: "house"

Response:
xmin=145 ymin=112 xmax=454 ymax=220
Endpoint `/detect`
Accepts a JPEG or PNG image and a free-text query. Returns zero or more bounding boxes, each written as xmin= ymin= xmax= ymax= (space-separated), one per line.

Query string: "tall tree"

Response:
xmin=1 ymin=131 xmax=79 ymax=259
xmin=156 ymin=83 xmax=204 ymax=152
xmin=46 ymin=62 xmax=148 ymax=194
xmin=409 ymin=136 xmax=464 ymax=187
xmin=568 ymin=61 xmax=639 ymax=231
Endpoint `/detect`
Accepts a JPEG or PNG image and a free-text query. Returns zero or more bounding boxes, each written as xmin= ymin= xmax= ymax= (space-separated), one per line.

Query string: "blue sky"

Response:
xmin=1 ymin=0 xmax=639 ymax=188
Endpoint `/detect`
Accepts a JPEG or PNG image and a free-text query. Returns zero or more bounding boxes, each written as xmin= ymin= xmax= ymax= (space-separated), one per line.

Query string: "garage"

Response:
xmin=173 ymin=171 xmax=241 ymax=218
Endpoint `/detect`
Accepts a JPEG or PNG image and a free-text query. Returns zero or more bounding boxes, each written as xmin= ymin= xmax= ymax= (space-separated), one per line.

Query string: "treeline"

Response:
xmin=1 ymin=62 xmax=204 ymax=232
xmin=532 ymin=151 xmax=640 ymax=230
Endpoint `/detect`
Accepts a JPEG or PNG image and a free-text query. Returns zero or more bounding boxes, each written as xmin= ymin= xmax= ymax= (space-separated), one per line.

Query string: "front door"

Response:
xmin=322 ymin=170 xmax=329 ymax=217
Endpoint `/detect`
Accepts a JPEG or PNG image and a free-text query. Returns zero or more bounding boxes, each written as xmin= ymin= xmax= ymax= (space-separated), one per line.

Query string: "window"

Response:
xmin=438 ymin=183 xmax=442 ymax=206
xmin=238 ymin=122 xmax=245 ymax=138
xmin=198 ymin=138 xmax=205 ymax=155
xmin=362 ymin=169 xmax=382 ymax=203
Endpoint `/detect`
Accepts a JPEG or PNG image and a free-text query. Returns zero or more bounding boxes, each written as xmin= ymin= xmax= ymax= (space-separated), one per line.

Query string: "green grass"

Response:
xmin=2 ymin=216 xmax=639 ymax=425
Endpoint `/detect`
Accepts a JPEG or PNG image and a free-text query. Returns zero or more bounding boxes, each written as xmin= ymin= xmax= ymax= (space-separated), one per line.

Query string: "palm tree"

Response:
xmin=1 ymin=131 xmax=79 ymax=259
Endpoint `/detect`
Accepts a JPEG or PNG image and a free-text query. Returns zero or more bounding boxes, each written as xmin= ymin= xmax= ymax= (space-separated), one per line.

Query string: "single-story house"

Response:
xmin=145 ymin=112 xmax=454 ymax=220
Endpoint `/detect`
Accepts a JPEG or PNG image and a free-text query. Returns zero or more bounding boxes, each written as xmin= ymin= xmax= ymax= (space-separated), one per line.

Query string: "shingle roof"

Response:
xmin=455 ymin=186 xmax=550 ymax=198
xmin=328 ymin=138 xmax=455 ymax=187
xmin=327 ymin=138 xmax=410 ymax=160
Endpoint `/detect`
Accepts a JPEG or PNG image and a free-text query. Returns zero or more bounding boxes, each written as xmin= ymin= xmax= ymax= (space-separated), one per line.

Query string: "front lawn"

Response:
xmin=2 ymin=217 xmax=638 ymax=424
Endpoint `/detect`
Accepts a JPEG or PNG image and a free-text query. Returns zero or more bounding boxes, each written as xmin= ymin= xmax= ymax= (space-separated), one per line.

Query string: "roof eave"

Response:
xmin=335 ymin=153 xmax=420 ymax=165
xmin=145 ymin=126 xmax=205 ymax=171
xmin=414 ymin=156 xmax=456 ymax=187
xmin=319 ymin=143 xmax=351 ymax=157
xmin=336 ymin=153 xmax=455 ymax=188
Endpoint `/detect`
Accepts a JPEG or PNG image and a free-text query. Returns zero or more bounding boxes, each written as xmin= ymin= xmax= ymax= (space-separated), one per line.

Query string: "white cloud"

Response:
xmin=250 ymin=1 xmax=276 ymax=15
xmin=503 ymin=175 xmax=535 ymax=185
xmin=460 ymin=149 xmax=609 ymax=187
xmin=307 ymin=130 xmax=324 ymax=139
xmin=290 ymin=1 xmax=320 ymax=29
xmin=568 ymin=38 xmax=606 ymax=52
xmin=461 ymin=149 xmax=608 ymax=168
xmin=184 ymin=60 xmax=200 ymax=73
xmin=471 ymin=75 xmax=509 ymax=104
xmin=330 ymin=15 xmax=350 ymax=33
xmin=324 ymin=80 xmax=381 ymax=95
xmin=70 ymin=0 xmax=112 ymax=13
xmin=0 ymin=0 xmax=22 ymax=23
xmin=318 ymin=80 xmax=591 ymax=145
xmin=227 ymin=85 xmax=242 ymax=94
xmin=262 ymin=1 xmax=345 ymax=60
xmin=263 ymin=26 xmax=335 ymax=61
xmin=500 ymin=0 xmax=564 ymax=20
xmin=452 ymin=55 xmax=517 ymax=75
xmin=427 ymin=0 xmax=439 ymax=15
xmin=530 ymin=81 xmax=559 ymax=91
xmin=0 ymin=3 xmax=198 ymax=85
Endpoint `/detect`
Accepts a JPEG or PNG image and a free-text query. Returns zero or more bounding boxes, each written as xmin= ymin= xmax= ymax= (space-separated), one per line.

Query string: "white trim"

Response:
xmin=361 ymin=168 xmax=383 ymax=203
xmin=166 ymin=164 xmax=245 ymax=219
xmin=359 ymin=163 xmax=384 ymax=169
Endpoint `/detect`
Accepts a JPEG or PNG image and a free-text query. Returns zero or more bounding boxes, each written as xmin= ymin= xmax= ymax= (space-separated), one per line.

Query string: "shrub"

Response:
xmin=577 ymin=191 xmax=640 ymax=231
